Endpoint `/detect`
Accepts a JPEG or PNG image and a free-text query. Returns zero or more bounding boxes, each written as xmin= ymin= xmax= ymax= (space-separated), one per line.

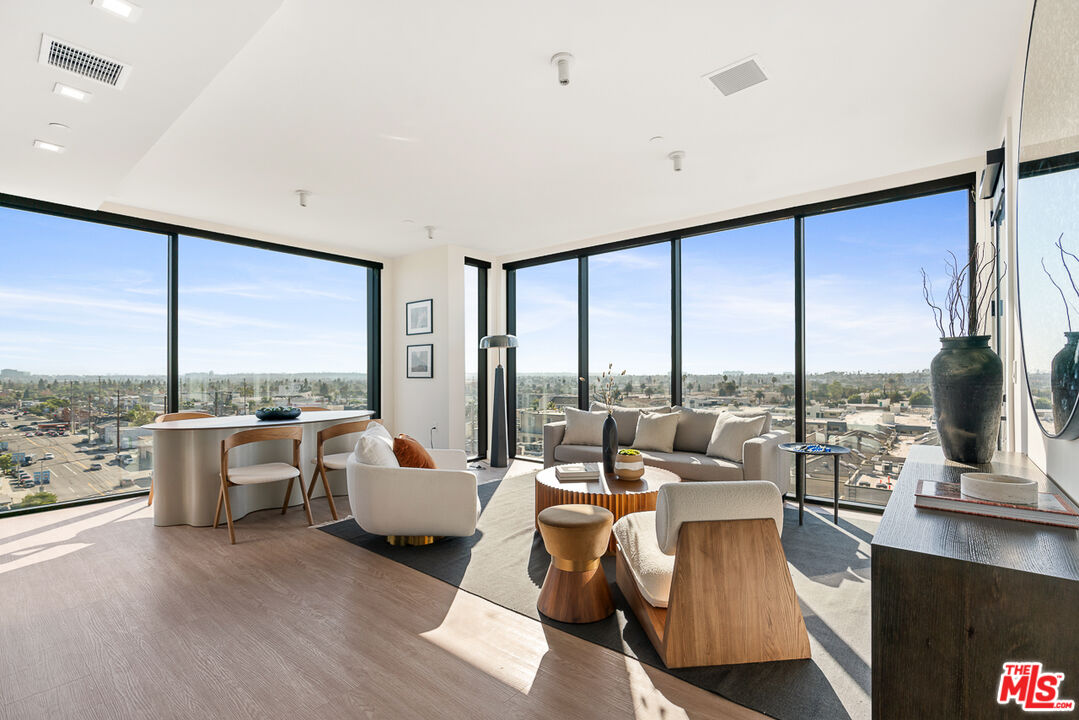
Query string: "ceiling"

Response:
xmin=0 ymin=0 xmax=1031 ymax=260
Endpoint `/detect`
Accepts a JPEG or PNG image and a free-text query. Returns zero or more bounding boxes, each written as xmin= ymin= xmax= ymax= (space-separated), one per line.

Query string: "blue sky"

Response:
xmin=0 ymin=208 xmax=367 ymax=375
xmin=3 ymin=190 xmax=969 ymax=377
xmin=516 ymin=190 xmax=969 ymax=374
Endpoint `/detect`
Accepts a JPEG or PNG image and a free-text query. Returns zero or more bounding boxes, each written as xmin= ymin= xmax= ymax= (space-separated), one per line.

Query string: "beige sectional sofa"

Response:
xmin=542 ymin=403 xmax=791 ymax=494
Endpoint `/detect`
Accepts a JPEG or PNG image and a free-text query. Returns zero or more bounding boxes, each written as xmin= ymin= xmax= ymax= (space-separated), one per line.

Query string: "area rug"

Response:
xmin=320 ymin=472 xmax=874 ymax=720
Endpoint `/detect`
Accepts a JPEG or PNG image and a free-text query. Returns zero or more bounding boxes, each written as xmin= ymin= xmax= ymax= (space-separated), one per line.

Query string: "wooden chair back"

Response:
xmin=317 ymin=418 xmax=381 ymax=444
xmin=223 ymin=425 xmax=304 ymax=453
xmin=298 ymin=406 xmax=329 ymax=412
xmin=155 ymin=411 xmax=213 ymax=423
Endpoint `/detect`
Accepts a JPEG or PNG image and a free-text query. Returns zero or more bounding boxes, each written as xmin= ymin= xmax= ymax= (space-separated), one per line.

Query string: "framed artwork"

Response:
xmin=407 ymin=344 xmax=434 ymax=378
xmin=406 ymin=299 xmax=433 ymax=335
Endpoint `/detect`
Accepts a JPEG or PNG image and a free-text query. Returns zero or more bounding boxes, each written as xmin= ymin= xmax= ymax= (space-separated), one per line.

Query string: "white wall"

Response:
xmin=996 ymin=0 xmax=1079 ymax=503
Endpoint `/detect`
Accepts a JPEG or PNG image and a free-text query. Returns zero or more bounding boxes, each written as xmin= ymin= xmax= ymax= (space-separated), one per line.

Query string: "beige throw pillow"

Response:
xmin=590 ymin=402 xmax=672 ymax=445
xmin=706 ymin=412 xmax=767 ymax=462
xmin=354 ymin=423 xmax=399 ymax=467
xmin=671 ymin=406 xmax=724 ymax=454
xmin=633 ymin=411 xmax=681 ymax=453
xmin=563 ymin=408 xmax=607 ymax=446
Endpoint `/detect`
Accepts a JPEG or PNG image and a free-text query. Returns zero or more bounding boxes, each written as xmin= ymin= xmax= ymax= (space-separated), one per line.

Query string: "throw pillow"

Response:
xmin=731 ymin=409 xmax=772 ymax=434
xmin=563 ymin=408 xmax=607 ymax=446
xmin=354 ymin=422 xmax=399 ymax=467
xmin=706 ymin=412 xmax=767 ymax=462
xmin=671 ymin=405 xmax=723 ymax=454
xmin=633 ymin=411 xmax=681 ymax=453
xmin=590 ymin=402 xmax=672 ymax=445
xmin=393 ymin=434 xmax=437 ymax=469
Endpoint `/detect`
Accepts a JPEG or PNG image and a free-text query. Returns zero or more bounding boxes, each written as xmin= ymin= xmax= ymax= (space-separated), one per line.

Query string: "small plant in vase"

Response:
xmin=615 ymin=448 xmax=645 ymax=481
xmin=580 ymin=363 xmax=626 ymax=474
xmin=920 ymin=246 xmax=1004 ymax=463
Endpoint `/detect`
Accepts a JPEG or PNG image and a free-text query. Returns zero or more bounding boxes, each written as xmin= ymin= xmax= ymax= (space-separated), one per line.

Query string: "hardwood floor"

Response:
xmin=0 ymin=460 xmax=764 ymax=720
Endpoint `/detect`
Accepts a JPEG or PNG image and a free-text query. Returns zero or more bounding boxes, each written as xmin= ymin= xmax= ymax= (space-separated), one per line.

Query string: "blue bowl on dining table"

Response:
xmin=255 ymin=406 xmax=302 ymax=421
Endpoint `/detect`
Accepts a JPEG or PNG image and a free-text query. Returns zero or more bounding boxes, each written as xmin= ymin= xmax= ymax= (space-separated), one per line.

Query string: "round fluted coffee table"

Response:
xmin=534 ymin=464 xmax=681 ymax=554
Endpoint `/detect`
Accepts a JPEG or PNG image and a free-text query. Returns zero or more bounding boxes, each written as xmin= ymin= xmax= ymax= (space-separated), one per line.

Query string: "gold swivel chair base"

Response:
xmin=386 ymin=534 xmax=444 ymax=546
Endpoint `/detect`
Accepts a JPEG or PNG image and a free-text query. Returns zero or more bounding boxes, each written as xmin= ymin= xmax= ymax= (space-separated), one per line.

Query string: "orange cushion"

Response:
xmin=392 ymin=434 xmax=437 ymax=469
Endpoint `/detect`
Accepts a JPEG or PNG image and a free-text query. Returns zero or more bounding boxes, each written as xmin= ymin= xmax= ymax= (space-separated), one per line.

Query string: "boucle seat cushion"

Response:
xmin=612 ymin=511 xmax=674 ymax=607
xmin=552 ymin=445 xmax=743 ymax=481
xmin=226 ymin=462 xmax=300 ymax=485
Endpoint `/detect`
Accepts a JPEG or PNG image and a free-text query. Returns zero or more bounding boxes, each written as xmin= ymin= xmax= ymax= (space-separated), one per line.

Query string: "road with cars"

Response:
xmin=0 ymin=411 xmax=150 ymax=509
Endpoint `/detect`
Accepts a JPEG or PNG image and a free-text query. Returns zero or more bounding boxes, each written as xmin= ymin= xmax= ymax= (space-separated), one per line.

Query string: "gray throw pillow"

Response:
xmin=562 ymin=408 xmax=607 ymax=446
xmin=633 ymin=411 xmax=681 ymax=453
xmin=590 ymin=402 xmax=672 ymax=445
xmin=671 ymin=405 xmax=724 ymax=453
xmin=705 ymin=412 xmax=767 ymax=462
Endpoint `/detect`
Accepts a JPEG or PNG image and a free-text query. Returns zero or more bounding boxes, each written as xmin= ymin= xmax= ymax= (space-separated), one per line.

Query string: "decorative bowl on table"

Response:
xmin=254 ymin=406 xmax=302 ymax=421
xmin=960 ymin=472 xmax=1038 ymax=505
xmin=614 ymin=448 xmax=645 ymax=480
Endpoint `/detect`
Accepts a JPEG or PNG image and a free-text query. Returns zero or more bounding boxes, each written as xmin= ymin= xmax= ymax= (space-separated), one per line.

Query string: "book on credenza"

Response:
xmin=555 ymin=463 xmax=600 ymax=480
xmin=914 ymin=479 xmax=1079 ymax=529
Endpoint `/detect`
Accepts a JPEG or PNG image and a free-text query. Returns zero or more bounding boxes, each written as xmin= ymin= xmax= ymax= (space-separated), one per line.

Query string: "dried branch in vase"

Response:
xmin=1042 ymin=233 xmax=1079 ymax=332
xmin=921 ymin=244 xmax=1004 ymax=338
xmin=579 ymin=363 xmax=626 ymax=412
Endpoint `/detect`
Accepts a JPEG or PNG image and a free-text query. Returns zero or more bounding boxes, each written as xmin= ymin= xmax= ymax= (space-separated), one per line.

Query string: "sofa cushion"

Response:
xmin=393 ymin=434 xmax=437 ymax=469
xmin=562 ymin=408 xmax=607 ymax=446
xmin=590 ymin=402 xmax=672 ymax=446
xmin=613 ymin=511 xmax=674 ymax=608
xmin=553 ymin=444 xmax=603 ymax=464
xmin=552 ymin=445 xmax=743 ymax=482
xmin=734 ymin=409 xmax=772 ymax=434
xmin=671 ymin=406 xmax=723 ymax=453
xmin=706 ymin=412 xmax=767 ymax=462
xmin=655 ymin=481 xmax=784 ymax=554
xmin=633 ymin=411 xmax=680 ymax=453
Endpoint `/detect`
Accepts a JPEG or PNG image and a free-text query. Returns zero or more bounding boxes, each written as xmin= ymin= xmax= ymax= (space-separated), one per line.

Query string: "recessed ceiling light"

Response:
xmin=53 ymin=82 xmax=92 ymax=102
xmin=48 ymin=122 xmax=71 ymax=131
xmin=33 ymin=140 xmax=65 ymax=153
xmin=91 ymin=0 xmax=143 ymax=22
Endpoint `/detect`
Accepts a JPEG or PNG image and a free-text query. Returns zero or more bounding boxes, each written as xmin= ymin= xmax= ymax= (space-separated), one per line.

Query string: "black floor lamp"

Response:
xmin=480 ymin=334 xmax=518 ymax=467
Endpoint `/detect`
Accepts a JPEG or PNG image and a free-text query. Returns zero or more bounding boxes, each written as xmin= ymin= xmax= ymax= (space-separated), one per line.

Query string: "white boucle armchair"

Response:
xmin=345 ymin=448 xmax=480 ymax=544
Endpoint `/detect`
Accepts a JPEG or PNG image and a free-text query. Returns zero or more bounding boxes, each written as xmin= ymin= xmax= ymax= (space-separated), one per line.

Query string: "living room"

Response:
xmin=1 ymin=1 xmax=1077 ymax=718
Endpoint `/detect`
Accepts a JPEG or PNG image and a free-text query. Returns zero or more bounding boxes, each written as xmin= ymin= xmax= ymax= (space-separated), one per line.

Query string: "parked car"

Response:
xmin=88 ymin=463 xmax=102 ymax=471
xmin=93 ymin=454 xmax=105 ymax=460
xmin=43 ymin=452 xmax=54 ymax=460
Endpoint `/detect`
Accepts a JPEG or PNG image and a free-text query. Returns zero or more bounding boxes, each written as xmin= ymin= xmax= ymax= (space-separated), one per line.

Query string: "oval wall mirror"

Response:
xmin=1017 ymin=0 xmax=1079 ymax=439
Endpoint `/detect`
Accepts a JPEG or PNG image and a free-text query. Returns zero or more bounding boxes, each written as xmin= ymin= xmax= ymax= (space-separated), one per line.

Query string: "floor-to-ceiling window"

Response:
xmin=682 ymin=221 xmax=795 ymax=435
xmin=464 ymin=260 xmax=488 ymax=458
xmin=513 ymin=259 xmax=578 ymax=458
xmin=804 ymin=190 xmax=969 ymax=506
xmin=178 ymin=236 xmax=370 ymax=415
xmin=507 ymin=178 xmax=972 ymax=513
xmin=588 ymin=244 xmax=672 ymax=408
xmin=0 ymin=207 xmax=167 ymax=510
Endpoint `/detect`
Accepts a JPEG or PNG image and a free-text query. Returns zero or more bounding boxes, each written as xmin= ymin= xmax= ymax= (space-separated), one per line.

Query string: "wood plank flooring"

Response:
xmin=0 ymin=461 xmax=764 ymax=720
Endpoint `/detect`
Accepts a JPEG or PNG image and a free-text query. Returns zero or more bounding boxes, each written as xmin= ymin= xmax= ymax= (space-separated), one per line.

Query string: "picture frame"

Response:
xmin=406 ymin=344 xmax=434 ymax=379
xmin=406 ymin=299 xmax=433 ymax=335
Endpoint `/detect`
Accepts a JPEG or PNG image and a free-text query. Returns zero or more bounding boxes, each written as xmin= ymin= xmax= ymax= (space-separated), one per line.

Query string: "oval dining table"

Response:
xmin=143 ymin=410 xmax=373 ymax=527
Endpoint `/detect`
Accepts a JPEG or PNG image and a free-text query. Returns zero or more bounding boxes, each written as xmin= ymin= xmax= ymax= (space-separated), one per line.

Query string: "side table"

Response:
xmin=779 ymin=442 xmax=851 ymax=525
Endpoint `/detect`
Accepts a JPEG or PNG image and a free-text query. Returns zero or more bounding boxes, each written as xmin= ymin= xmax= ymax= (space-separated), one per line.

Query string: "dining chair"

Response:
xmin=214 ymin=425 xmax=312 ymax=544
xmin=307 ymin=418 xmax=381 ymax=520
xmin=148 ymin=412 xmax=213 ymax=506
xmin=297 ymin=406 xmax=329 ymax=411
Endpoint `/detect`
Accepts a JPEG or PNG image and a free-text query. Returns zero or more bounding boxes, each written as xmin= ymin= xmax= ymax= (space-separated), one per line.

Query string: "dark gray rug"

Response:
xmin=320 ymin=472 xmax=874 ymax=720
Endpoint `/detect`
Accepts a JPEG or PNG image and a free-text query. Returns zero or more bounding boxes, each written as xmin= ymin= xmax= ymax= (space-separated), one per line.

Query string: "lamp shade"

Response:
xmin=479 ymin=334 xmax=519 ymax=350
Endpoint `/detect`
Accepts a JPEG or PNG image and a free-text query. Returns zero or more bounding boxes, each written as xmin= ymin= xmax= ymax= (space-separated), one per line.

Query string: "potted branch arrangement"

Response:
xmin=581 ymin=363 xmax=626 ymax=473
xmin=921 ymin=246 xmax=1003 ymax=464
xmin=1042 ymin=234 xmax=1079 ymax=429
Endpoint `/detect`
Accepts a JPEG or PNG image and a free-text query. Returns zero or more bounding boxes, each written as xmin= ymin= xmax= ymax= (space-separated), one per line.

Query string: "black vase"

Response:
xmin=930 ymin=335 xmax=1003 ymax=464
xmin=1051 ymin=332 xmax=1079 ymax=431
xmin=601 ymin=413 xmax=618 ymax=474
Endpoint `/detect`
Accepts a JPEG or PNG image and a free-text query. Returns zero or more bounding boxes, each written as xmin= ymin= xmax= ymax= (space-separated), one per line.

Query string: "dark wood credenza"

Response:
xmin=872 ymin=446 xmax=1079 ymax=719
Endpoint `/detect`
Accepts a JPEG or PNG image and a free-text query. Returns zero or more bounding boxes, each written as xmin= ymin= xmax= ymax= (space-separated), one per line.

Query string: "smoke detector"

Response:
xmin=704 ymin=57 xmax=767 ymax=96
xmin=38 ymin=34 xmax=132 ymax=89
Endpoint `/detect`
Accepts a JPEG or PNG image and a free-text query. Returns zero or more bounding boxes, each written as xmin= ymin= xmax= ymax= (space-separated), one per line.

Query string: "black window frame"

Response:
xmin=505 ymin=173 xmax=977 ymax=515
xmin=465 ymin=257 xmax=490 ymax=460
xmin=0 ymin=191 xmax=383 ymax=515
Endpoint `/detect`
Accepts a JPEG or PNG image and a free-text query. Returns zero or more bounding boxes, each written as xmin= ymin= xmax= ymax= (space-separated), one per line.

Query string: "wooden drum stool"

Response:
xmin=536 ymin=504 xmax=615 ymax=623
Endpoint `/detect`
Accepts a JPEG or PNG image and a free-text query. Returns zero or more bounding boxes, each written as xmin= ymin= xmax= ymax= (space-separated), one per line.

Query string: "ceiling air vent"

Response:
xmin=38 ymin=34 xmax=131 ymax=89
xmin=705 ymin=57 xmax=767 ymax=96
